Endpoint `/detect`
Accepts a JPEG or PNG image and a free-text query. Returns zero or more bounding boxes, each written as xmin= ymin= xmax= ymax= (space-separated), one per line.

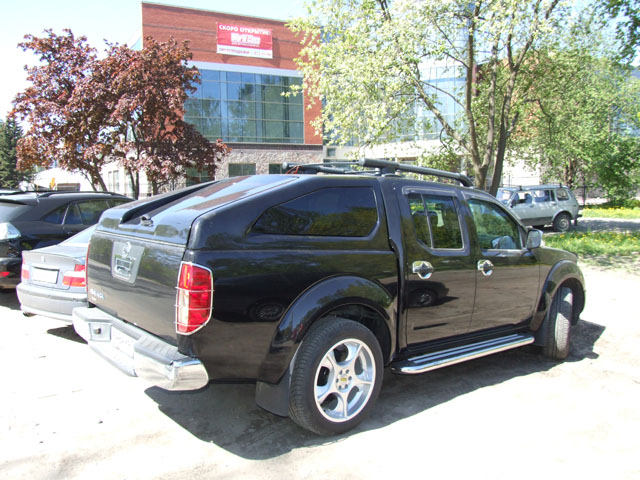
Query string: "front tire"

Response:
xmin=288 ymin=317 xmax=383 ymax=435
xmin=543 ymin=286 xmax=573 ymax=360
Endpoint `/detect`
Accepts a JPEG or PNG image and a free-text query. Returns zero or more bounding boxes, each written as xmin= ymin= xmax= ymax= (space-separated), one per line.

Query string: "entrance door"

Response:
xmin=402 ymin=189 xmax=476 ymax=345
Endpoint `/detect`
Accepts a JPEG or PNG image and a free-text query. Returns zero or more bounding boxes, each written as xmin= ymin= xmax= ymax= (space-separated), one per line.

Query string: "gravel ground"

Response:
xmin=0 ymin=262 xmax=638 ymax=480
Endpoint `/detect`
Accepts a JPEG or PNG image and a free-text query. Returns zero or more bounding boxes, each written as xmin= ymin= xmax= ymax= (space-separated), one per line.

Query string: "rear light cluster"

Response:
xmin=21 ymin=263 xmax=29 ymax=281
xmin=63 ymin=264 xmax=86 ymax=287
xmin=176 ymin=262 xmax=213 ymax=335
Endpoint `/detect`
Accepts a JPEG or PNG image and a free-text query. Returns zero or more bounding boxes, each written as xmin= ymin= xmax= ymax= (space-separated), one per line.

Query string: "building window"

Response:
xmin=185 ymin=69 xmax=304 ymax=144
xmin=268 ymin=163 xmax=283 ymax=174
xmin=229 ymin=163 xmax=256 ymax=177
xmin=185 ymin=168 xmax=213 ymax=186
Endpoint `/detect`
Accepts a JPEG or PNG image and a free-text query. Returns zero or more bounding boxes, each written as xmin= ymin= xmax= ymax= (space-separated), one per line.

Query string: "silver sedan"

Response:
xmin=17 ymin=225 xmax=94 ymax=322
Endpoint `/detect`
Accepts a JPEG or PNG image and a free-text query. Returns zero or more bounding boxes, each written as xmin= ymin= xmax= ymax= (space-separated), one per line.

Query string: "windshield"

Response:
xmin=496 ymin=189 xmax=514 ymax=203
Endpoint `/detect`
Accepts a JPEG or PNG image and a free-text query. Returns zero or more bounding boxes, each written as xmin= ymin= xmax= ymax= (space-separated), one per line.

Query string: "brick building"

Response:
xmin=142 ymin=2 xmax=323 ymax=180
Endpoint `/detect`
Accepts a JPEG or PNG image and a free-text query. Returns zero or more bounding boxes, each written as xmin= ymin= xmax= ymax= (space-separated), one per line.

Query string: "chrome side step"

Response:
xmin=391 ymin=333 xmax=535 ymax=375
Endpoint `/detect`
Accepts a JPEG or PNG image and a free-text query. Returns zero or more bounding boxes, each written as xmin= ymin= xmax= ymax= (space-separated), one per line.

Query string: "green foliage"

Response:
xmin=511 ymin=9 xmax=640 ymax=200
xmin=599 ymin=0 xmax=640 ymax=61
xmin=544 ymin=231 xmax=640 ymax=255
xmin=583 ymin=204 xmax=640 ymax=218
xmin=0 ymin=117 xmax=30 ymax=188
xmin=289 ymin=0 xmax=567 ymax=192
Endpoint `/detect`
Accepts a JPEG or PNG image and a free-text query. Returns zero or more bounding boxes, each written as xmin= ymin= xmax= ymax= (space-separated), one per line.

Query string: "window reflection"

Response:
xmin=184 ymin=69 xmax=304 ymax=143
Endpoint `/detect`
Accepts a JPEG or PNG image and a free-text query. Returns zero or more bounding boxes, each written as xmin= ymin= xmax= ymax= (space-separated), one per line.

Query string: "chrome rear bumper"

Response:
xmin=72 ymin=306 xmax=209 ymax=391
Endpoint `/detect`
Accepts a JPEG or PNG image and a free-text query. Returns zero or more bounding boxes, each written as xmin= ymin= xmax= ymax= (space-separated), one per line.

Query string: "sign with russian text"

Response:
xmin=217 ymin=23 xmax=273 ymax=59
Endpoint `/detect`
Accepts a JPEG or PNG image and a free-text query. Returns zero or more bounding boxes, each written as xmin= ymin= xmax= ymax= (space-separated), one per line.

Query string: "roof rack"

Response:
xmin=35 ymin=190 xmax=125 ymax=197
xmin=282 ymin=159 xmax=473 ymax=187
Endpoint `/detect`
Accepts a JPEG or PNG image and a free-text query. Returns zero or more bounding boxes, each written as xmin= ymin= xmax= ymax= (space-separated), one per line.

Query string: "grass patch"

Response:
xmin=582 ymin=207 xmax=640 ymax=219
xmin=544 ymin=231 xmax=640 ymax=256
xmin=582 ymin=199 xmax=640 ymax=219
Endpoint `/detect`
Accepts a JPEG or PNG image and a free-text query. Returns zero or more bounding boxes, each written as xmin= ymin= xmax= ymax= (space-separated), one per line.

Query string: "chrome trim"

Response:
xmin=175 ymin=261 xmax=214 ymax=335
xmin=391 ymin=333 xmax=535 ymax=374
xmin=412 ymin=260 xmax=434 ymax=279
xmin=477 ymin=259 xmax=494 ymax=276
xmin=72 ymin=306 xmax=209 ymax=391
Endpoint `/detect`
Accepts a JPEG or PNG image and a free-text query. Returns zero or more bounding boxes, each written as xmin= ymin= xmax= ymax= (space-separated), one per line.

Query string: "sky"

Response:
xmin=0 ymin=0 xmax=307 ymax=119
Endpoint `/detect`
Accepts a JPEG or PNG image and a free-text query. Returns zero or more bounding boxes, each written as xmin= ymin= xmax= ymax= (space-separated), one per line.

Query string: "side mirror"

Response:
xmin=526 ymin=229 xmax=542 ymax=249
xmin=509 ymin=199 xmax=516 ymax=208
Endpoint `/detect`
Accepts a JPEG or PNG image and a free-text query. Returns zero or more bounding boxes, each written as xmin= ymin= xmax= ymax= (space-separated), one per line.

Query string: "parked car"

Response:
xmin=497 ymin=185 xmax=581 ymax=232
xmin=72 ymin=160 xmax=585 ymax=435
xmin=0 ymin=191 xmax=131 ymax=288
xmin=17 ymin=225 xmax=94 ymax=321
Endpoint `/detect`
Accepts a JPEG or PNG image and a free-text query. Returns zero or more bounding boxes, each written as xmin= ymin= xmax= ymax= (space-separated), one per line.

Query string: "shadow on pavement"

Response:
xmin=47 ymin=325 xmax=86 ymax=344
xmin=0 ymin=288 xmax=20 ymax=309
xmin=145 ymin=318 xmax=605 ymax=460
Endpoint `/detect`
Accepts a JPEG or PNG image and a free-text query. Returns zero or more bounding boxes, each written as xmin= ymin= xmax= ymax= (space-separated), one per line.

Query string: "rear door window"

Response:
xmin=64 ymin=203 xmax=83 ymax=225
xmin=77 ymin=200 xmax=110 ymax=225
xmin=408 ymin=193 xmax=463 ymax=249
xmin=42 ymin=204 xmax=68 ymax=224
xmin=253 ymin=187 xmax=378 ymax=237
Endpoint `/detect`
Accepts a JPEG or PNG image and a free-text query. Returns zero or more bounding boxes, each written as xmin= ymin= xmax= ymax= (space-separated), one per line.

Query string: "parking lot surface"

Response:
xmin=1 ymin=265 xmax=639 ymax=480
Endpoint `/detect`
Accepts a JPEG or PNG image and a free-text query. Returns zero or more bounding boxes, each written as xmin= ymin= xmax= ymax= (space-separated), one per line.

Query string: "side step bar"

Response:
xmin=391 ymin=333 xmax=535 ymax=375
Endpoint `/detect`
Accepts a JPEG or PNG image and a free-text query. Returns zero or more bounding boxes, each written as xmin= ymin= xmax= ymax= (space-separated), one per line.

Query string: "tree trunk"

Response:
xmin=126 ymin=168 xmax=140 ymax=199
xmin=472 ymin=160 xmax=488 ymax=190
xmin=88 ymin=169 xmax=107 ymax=192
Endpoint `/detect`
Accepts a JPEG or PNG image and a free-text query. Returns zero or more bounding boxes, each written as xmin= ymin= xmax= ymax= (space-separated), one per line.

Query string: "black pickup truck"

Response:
xmin=73 ymin=159 xmax=585 ymax=435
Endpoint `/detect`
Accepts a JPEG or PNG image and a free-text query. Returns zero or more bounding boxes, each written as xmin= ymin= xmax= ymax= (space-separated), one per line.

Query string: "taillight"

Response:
xmin=176 ymin=262 xmax=213 ymax=335
xmin=21 ymin=262 xmax=29 ymax=281
xmin=85 ymin=242 xmax=90 ymax=287
xmin=63 ymin=264 xmax=86 ymax=287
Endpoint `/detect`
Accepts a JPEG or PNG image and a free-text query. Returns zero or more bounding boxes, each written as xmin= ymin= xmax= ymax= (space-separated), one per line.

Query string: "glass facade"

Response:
xmin=378 ymin=64 xmax=465 ymax=143
xmin=184 ymin=69 xmax=305 ymax=144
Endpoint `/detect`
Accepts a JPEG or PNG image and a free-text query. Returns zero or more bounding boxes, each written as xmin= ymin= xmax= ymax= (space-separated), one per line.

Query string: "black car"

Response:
xmin=72 ymin=159 xmax=585 ymax=435
xmin=0 ymin=191 xmax=131 ymax=288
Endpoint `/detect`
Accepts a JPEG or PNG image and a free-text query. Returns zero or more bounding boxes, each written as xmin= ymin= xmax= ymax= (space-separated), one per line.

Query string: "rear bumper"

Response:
xmin=72 ymin=306 xmax=209 ymax=391
xmin=17 ymin=282 xmax=87 ymax=322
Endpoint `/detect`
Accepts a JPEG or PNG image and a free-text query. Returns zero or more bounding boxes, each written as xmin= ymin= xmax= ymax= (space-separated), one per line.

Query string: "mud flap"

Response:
xmin=255 ymin=369 xmax=290 ymax=417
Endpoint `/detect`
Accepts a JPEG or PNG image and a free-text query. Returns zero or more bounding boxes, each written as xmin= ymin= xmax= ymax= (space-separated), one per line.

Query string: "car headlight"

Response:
xmin=0 ymin=222 xmax=21 ymax=240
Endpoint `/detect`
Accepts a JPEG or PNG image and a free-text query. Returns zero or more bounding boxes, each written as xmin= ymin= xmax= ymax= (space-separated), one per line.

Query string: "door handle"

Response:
xmin=477 ymin=259 xmax=494 ymax=276
xmin=412 ymin=261 xmax=434 ymax=279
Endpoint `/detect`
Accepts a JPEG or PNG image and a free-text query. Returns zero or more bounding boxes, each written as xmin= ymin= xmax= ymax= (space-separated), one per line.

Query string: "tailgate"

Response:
xmin=87 ymin=231 xmax=185 ymax=343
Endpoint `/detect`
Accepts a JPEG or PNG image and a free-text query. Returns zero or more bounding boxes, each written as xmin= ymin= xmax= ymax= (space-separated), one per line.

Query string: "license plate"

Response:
xmin=32 ymin=267 xmax=59 ymax=284
xmin=110 ymin=328 xmax=135 ymax=358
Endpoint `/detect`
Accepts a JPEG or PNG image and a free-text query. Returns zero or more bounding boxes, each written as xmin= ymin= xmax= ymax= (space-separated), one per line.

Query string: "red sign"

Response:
xmin=217 ymin=23 xmax=273 ymax=59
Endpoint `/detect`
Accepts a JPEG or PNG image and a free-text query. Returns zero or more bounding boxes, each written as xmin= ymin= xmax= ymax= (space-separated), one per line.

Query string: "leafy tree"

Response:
xmin=12 ymin=31 xmax=229 ymax=198
xmin=12 ymin=30 xmax=110 ymax=190
xmin=511 ymin=12 xmax=640 ymax=200
xmin=290 ymin=0 xmax=566 ymax=193
xmin=599 ymin=0 xmax=640 ymax=61
xmin=100 ymin=38 xmax=230 ymax=197
xmin=0 ymin=117 xmax=31 ymax=188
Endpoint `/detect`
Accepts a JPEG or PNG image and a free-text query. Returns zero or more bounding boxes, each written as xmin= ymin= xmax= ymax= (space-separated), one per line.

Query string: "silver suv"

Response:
xmin=496 ymin=185 xmax=581 ymax=232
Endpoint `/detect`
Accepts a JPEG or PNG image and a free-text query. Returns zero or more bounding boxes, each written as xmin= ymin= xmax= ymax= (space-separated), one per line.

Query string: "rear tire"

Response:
xmin=553 ymin=213 xmax=571 ymax=232
xmin=288 ymin=317 xmax=383 ymax=435
xmin=543 ymin=286 xmax=573 ymax=360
